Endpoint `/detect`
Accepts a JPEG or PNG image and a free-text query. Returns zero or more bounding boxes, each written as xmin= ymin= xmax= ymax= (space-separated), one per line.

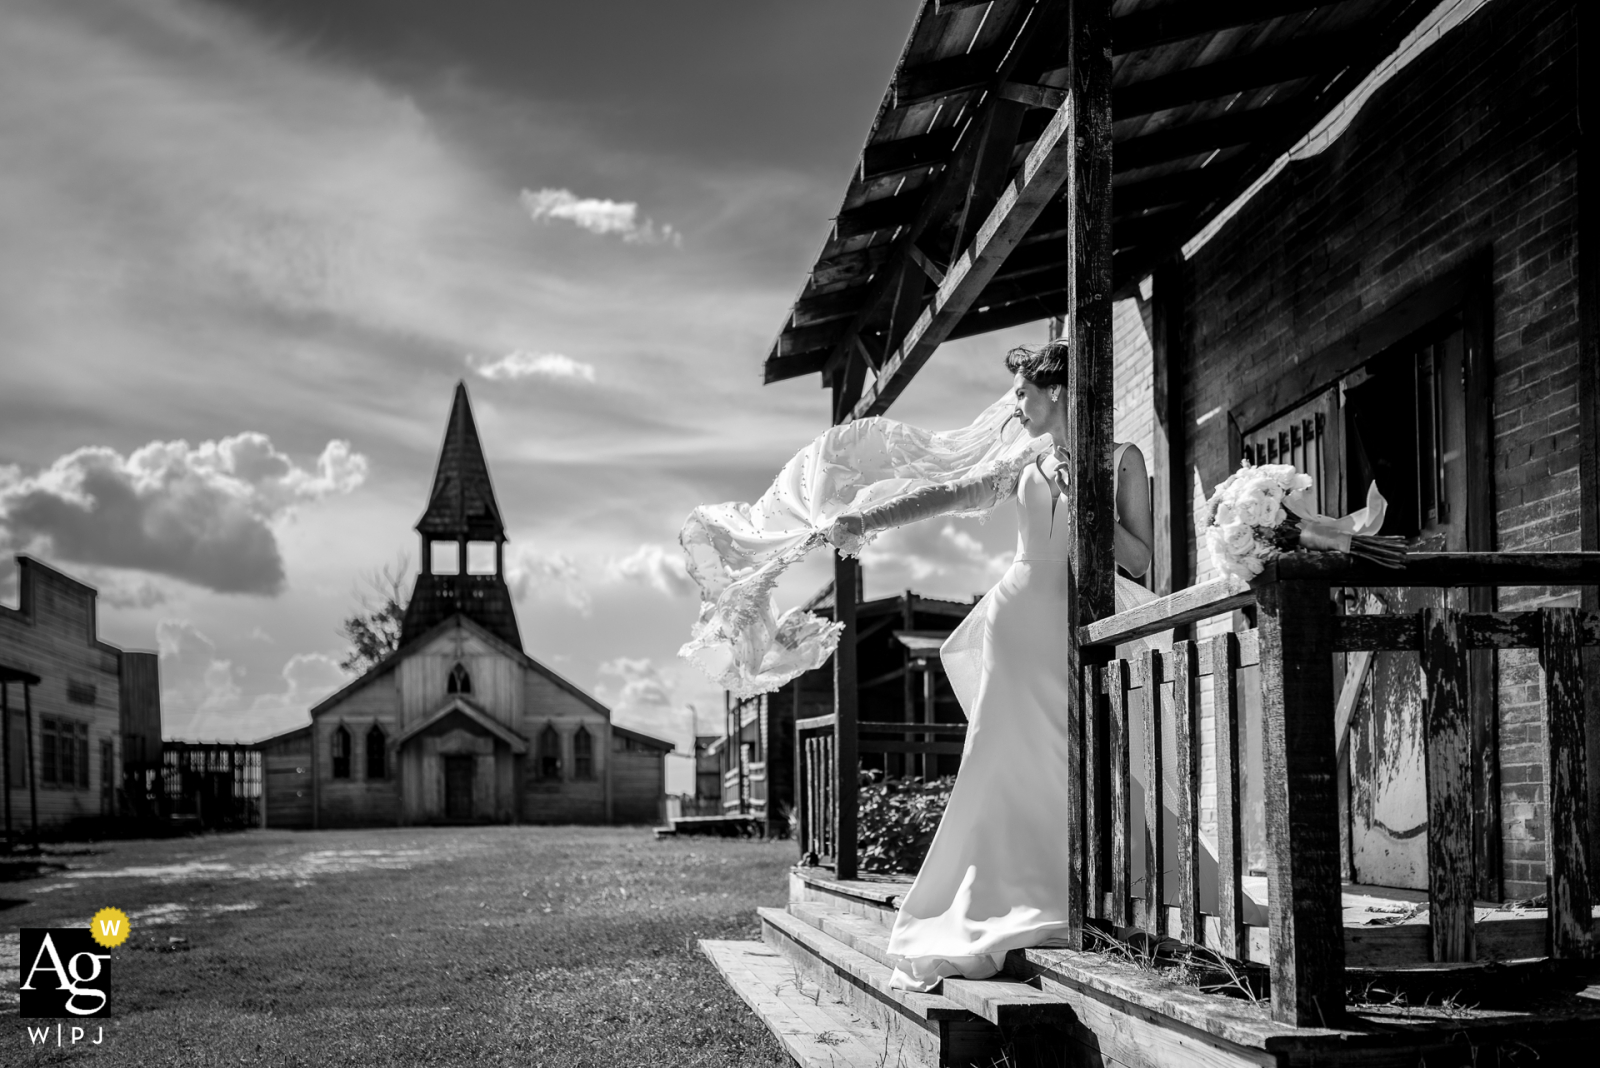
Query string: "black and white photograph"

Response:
xmin=3 ymin=0 xmax=1599 ymax=1064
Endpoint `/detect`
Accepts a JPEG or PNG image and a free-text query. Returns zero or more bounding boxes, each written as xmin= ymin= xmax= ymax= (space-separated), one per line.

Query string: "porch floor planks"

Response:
xmin=790 ymin=869 xmax=1600 ymax=968
xmin=782 ymin=901 xmax=1077 ymax=1032
xmin=700 ymin=939 xmax=932 ymax=1068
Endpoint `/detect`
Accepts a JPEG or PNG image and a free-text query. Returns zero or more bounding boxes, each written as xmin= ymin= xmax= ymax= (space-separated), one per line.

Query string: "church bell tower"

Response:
xmin=399 ymin=381 xmax=523 ymax=651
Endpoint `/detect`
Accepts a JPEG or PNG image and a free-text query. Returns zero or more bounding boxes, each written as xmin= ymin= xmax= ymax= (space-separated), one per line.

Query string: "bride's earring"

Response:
xmin=1050 ymin=387 xmax=1060 ymax=402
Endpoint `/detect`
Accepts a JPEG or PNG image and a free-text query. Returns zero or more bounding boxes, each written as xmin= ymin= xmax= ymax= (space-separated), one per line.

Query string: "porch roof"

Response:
xmin=393 ymin=695 xmax=529 ymax=754
xmin=764 ymin=0 xmax=1439 ymax=416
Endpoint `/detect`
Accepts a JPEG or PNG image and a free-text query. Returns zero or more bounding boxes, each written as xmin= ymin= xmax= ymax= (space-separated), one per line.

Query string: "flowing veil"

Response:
xmin=679 ymin=393 xmax=1046 ymax=697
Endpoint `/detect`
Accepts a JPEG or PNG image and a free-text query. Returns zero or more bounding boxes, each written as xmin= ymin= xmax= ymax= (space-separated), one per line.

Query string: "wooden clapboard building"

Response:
xmin=256 ymin=383 xmax=672 ymax=829
xmin=1 ymin=555 xmax=161 ymax=842
xmin=704 ymin=0 xmax=1600 ymax=1061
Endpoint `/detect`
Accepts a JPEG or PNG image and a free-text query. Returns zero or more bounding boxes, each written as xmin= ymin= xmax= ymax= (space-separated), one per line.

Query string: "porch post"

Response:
xmin=1255 ymin=576 xmax=1345 ymax=1025
xmin=833 ymin=551 xmax=860 ymax=880
xmin=25 ymin=683 xmax=38 ymax=850
xmin=1065 ymin=0 xmax=1116 ymax=950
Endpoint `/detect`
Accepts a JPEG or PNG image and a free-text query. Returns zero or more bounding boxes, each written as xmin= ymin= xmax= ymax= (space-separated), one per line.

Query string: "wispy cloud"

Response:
xmin=520 ymin=187 xmax=681 ymax=246
xmin=160 ymin=620 xmax=346 ymax=741
xmin=0 ymin=434 xmax=367 ymax=595
xmin=469 ymin=351 xmax=597 ymax=383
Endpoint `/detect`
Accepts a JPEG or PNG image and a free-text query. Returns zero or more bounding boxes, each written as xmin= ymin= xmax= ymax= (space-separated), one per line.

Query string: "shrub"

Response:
xmin=856 ymin=770 xmax=956 ymax=875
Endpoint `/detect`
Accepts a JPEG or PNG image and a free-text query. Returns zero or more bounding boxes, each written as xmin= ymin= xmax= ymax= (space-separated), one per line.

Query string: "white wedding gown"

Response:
xmin=887 ymin=445 xmax=1185 ymax=991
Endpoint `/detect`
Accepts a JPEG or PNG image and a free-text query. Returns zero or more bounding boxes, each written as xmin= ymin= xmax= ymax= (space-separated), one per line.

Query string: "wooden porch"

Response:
xmin=702 ymin=0 xmax=1600 ymax=1060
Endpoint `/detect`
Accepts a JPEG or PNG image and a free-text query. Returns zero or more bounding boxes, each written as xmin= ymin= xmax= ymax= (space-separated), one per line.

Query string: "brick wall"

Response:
xmin=1154 ymin=0 xmax=1579 ymax=898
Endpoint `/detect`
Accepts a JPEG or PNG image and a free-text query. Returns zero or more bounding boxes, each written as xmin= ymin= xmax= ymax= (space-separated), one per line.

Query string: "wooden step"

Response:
xmin=783 ymin=901 xmax=1078 ymax=1032
xmin=699 ymin=939 xmax=934 ymax=1068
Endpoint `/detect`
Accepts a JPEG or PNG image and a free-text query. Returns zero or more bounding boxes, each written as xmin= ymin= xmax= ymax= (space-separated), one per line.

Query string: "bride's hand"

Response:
xmin=827 ymin=513 xmax=865 ymax=548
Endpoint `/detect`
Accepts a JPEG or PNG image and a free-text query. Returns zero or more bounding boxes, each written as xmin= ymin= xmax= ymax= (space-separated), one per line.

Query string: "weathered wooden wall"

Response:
xmin=260 ymin=726 xmax=312 ymax=829
xmin=1 ymin=557 xmax=125 ymax=830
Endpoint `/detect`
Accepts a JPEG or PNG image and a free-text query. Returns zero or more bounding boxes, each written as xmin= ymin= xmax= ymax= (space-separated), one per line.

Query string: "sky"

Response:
xmin=0 ymin=0 xmax=1045 ymax=792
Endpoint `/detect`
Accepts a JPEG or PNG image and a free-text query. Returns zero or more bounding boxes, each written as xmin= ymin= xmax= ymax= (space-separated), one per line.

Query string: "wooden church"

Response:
xmin=256 ymin=382 xmax=673 ymax=829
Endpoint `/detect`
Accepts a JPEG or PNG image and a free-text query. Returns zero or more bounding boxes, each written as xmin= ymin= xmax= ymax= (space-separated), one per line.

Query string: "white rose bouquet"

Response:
xmin=1204 ymin=461 xmax=1407 ymax=581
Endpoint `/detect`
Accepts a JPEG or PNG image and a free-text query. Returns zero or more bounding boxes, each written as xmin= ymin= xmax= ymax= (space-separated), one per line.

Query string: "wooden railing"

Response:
xmin=794 ymin=714 xmax=966 ymax=868
xmin=1076 ymin=552 xmax=1598 ymax=1027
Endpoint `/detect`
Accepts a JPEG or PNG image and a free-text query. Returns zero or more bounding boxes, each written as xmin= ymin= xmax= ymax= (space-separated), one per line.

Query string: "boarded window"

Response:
xmin=40 ymin=717 xmax=89 ymax=789
xmin=539 ymin=724 xmax=562 ymax=780
xmin=366 ymin=724 xmax=386 ymax=780
xmin=67 ymin=680 xmax=97 ymax=705
xmin=332 ymin=726 xmax=351 ymax=779
xmin=447 ymin=663 xmax=472 ymax=696
xmin=430 ymin=541 xmax=461 ymax=575
xmin=573 ymin=726 xmax=594 ymax=779
xmin=465 ymin=541 xmax=497 ymax=575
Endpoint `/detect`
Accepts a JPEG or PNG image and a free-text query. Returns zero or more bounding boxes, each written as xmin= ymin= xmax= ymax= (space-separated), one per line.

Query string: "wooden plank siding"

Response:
xmin=1 ymin=557 xmax=126 ymax=832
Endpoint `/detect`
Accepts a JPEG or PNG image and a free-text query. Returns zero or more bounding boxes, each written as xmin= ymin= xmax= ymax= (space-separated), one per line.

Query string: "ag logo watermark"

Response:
xmin=18 ymin=907 xmax=128 ymax=1021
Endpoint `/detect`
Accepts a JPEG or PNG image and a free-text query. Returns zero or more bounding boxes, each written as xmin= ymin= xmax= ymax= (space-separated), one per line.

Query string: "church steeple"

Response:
xmin=416 ymin=381 xmax=506 ymax=541
xmin=399 ymin=382 xmax=522 ymax=651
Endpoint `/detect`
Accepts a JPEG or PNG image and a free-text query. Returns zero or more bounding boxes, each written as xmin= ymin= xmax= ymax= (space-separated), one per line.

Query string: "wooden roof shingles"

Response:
xmin=764 ymin=0 xmax=1442 ymax=419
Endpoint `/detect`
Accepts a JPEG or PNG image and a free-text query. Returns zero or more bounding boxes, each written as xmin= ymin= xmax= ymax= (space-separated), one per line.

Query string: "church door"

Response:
xmin=444 ymin=756 xmax=474 ymax=821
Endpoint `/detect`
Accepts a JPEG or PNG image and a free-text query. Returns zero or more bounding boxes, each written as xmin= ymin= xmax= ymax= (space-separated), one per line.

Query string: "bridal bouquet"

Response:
xmin=1203 ymin=461 xmax=1406 ymax=580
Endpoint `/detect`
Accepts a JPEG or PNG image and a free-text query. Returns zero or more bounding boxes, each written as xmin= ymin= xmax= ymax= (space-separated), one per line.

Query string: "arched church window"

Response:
xmin=539 ymin=724 xmax=562 ymax=781
xmin=332 ymin=726 xmax=351 ymax=779
xmin=573 ymin=726 xmax=594 ymax=780
xmin=447 ymin=662 xmax=472 ymax=696
xmin=366 ymin=724 xmax=387 ymax=780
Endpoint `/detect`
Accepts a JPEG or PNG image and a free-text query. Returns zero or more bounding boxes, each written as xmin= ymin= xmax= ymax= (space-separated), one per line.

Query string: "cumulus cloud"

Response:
xmin=158 ymin=619 xmax=243 ymax=725
xmin=160 ymin=620 xmax=348 ymax=741
xmin=597 ymin=657 xmax=690 ymax=750
xmin=606 ymin=543 xmax=695 ymax=597
xmin=0 ymin=434 xmax=367 ymax=595
xmin=505 ymin=545 xmax=591 ymax=613
xmin=469 ymin=351 xmax=596 ymax=383
xmin=520 ymin=187 xmax=681 ymax=246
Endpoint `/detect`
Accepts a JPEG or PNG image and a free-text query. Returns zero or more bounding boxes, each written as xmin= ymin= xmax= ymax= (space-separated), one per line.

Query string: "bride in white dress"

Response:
xmin=825 ymin=340 xmax=1160 ymax=992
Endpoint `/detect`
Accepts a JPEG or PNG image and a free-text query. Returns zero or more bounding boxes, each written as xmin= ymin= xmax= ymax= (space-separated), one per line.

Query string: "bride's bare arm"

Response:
xmin=1114 ymin=444 xmax=1154 ymax=577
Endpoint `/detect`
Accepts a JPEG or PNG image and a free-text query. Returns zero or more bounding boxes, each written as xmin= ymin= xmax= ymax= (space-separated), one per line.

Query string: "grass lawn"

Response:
xmin=1 ymin=826 xmax=795 ymax=1066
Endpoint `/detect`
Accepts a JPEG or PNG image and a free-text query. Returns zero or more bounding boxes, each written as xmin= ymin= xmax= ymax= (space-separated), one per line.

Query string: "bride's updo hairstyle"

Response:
xmin=1004 ymin=338 xmax=1070 ymax=395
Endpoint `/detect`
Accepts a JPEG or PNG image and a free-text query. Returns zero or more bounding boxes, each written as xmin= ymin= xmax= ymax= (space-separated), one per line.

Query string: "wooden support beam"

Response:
xmin=1113 ymin=35 xmax=1355 ymax=119
xmin=1541 ymin=608 xmax=1594 ymax=958
xmin=848 ymin=92 xmax=1081 ymax=419
xmin=1421 ymin=608 xmax=1475 ymax=962
xmin=999 ymin=81 xmax=1069 ymax=111
xmin=1111 ymin=0 xmax=1329 ymax=55
xmin=906 ymin=243 xmax=946 ymax=285
xmin=833 ymin=548 xmax=860 ymax=882
xmin=1255 ymin=579 xmax=1345 ymax=1026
